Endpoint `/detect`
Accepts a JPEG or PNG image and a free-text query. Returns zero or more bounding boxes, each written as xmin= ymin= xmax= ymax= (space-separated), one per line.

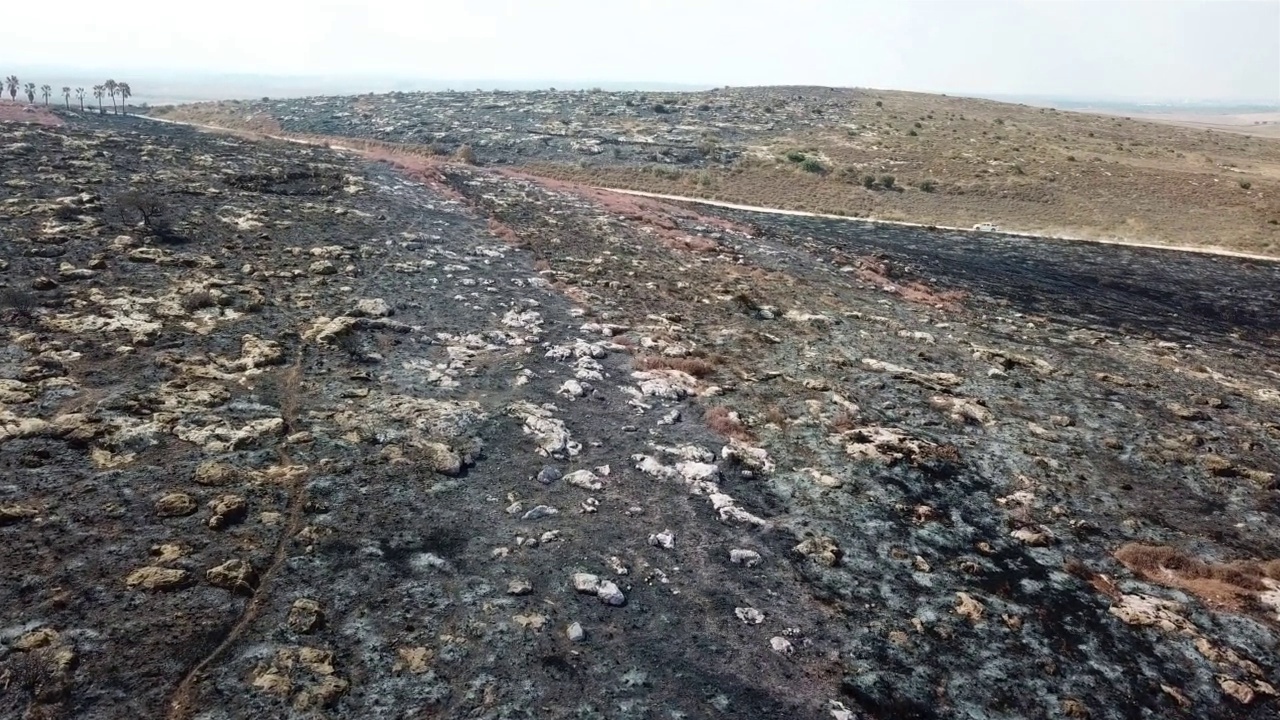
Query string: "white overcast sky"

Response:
xmin=3 ymin=0 xmax=1277 ymax=101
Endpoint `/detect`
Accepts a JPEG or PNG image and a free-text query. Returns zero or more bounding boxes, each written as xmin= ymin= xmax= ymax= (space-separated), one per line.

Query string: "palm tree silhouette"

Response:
xmin=40 ymin=85 xmax=52 ymax=106
xmin=117 ymin=82 xmax=132 ymax=114
xmin=6 ymin=76 xmax=20 ymax=102
xmin=23 ymin=82 xmax=35 ymax=104
xmin=104 ymin=79 xmax=118 ymax=114
xmin=75 ymin=87 xmax=86 ymax=112
xmin=62 ymin=86 xmax=71 ymax=109
xmin=93 ymin=85 xmax=104 ymax=114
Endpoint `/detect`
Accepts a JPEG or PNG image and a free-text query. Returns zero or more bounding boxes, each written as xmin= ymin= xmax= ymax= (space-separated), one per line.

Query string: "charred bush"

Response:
xmin=0 ymin=287 xmax=38 ymax=322
xmin=181 ymin=290 xmax=217 ymax=313
xmin=116 ymin=190 xmax=168 ymax=231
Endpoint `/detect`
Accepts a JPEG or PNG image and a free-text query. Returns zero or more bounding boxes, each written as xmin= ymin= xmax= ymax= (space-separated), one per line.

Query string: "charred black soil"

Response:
xmin=1 ymin=113 xmax=1279 ymax=720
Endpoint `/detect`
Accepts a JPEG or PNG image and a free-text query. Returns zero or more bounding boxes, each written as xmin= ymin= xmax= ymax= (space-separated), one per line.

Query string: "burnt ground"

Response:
xmin=1 ymin=113 xmax=1279 ymax=720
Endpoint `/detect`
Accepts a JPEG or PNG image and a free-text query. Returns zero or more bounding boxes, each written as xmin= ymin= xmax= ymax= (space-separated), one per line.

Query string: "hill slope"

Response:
xmin=1 ymin=110 xmax=1279 ymax=719
xmin=153 ymin=86 xmax=1280 ymax=255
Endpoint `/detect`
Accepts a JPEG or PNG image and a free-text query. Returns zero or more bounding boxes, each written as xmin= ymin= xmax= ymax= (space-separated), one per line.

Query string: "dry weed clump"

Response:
xmin=487 ymin=218 xmax=525 ymax=247
xmin=1113 ymin=543 xmax=1280 ymax=612
xmin=763 ymin=405 xmax=790 ymax=427
xmin=827 ymin=411 xmax=860 ymax=433
xmin=635 ymin=355 xmax=717 ymax=378
xmin=704 ymin=405 xmax=754 ymax=441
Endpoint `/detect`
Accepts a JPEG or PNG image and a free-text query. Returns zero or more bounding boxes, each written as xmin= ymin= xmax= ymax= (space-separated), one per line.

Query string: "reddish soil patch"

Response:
xmin=495 ymin=167 xmax=755 ymax=238
xmin=0 ymin=103 xmax=63 ymax=126
xmin=853 ymin=255 xmax=967 ymax=310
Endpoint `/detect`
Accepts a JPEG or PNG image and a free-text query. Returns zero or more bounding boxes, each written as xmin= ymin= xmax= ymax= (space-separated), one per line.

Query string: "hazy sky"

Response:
xmin=4 ymin=0 xmax=1277 ymax=101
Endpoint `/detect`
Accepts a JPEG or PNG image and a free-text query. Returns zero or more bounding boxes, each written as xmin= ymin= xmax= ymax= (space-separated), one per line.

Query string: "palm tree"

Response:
xmin=23 ymin=82 xmax=35 ymax=104
xmin=104 ymin=79 xmax=118 ymax=114
xmin=75 ymin=87 xmax=85 ymax=111
xmin=40 ymin=85 xmax=51 ymax=106
xmin=117 ymin=82 xmax=131 ymax=114
xmin=5 ymin=76 xmax=18 ymax=102
xmin=93 ymin=85 xmax=104 ymax=114
xmin=62 ymin=86 xmax=71 ymax=109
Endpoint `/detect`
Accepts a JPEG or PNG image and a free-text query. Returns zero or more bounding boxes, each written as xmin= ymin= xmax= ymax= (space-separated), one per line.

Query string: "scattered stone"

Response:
xmin=794 ymin=535 xmax=841 ymax=566
xmin=352 ymin=298 xmax=392 ymax=317
xmin=596 ymin=580 xmax=627 ymax=606
xmin=150 ymin=544 xmax=185 ymax=563
xmin=155 ymin=492 xmax=197 ymax=517
xmin=770 ymin=636 xmax=794 ymax=655
xmin=194 ymin=460 xmax=241 ymax=486
xmin=730 ymin=549 xmax=763 ymax=567
xmin=929 ymin=395 xmax=993 ymax=425
xmin=310 ymin=259 xmax=338 ymax=275
xmin=420 ymin=442 xmax=463 ymax=476
xmin=567 ymin=622 xmax=586 ymax=642
xmin=522 ymin=504 xmax=559 ymax=521
xmin=206 ymin=558 xmax=258 ymax=593
xmin=1201 ymin=454 xmax=1236 ymax=477
xmin=1220 ymin=678 xmax=1258 ymax=705
xmin=1168 ymin=403 xmax=1209 ymax=421
xmin=288 ymin=599 xmax=324 ymax=633
xmin=536 ymin=466 xmax=562 ymax=485
xmin=735 ymin=607 xmax=765 ymax=624
xmin=558 ymin=379 xmax=586 ymax=398
xmin=394 ymin=646 xmax=433 ymax=674
xmin=648 ymin=529 xmax=675 ymax=549
xmin=955 ymin=592 xmax=985 ymax=624
xmin=207 ymin=494 xmax=248 ymax=529
xmin=572 ymin=573 xmax=601 ymax=594
xmin=125 ymin=566 xmax=189 ymax=591
xmin=507 ymin=579 xmax=533 ymax=595
xmin=514 ymin=613 xmax=547 ymax=631
xmin=564 ymin=469 xmax=602 ymax=490
xmin=0 ymin=504 xmax=40 ymax=524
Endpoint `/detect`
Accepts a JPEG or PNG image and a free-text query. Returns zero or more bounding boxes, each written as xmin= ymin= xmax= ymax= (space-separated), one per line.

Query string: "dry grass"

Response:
xmin=522 ymin=88 xmax=1280 ymax=255
xmin=486 ymin=218 xmax=525 ymax=248
xmin=0 ymin=103 xmax=63 ymax=126
xmin=634 ymin=355 xmax=717 ymax=378
xmin=1113 ymin=543 xmax=1280 ymax=612
xmin=704 ymin=405 xmax=755 ymax=441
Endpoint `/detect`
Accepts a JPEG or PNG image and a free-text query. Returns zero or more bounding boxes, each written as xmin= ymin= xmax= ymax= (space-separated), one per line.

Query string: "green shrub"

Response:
xmin=1240 ymin=180 xmax=1252 ymax=189
xmin=916 ymin=179 xmax=937 ymax=192
xmin=907 ymin=129 xmax=918 ymax=136
xmin=879 ymin=174 xmax=895 ymax=189
xmin=800 ymin=158 xmax=824 ymax=173
xmin=862 ymin=175 xmax=876 ymax=189
xmin=652 ymin=104 xmax=670 ymax=114
xmin=785 ymin=150 xmax=807 ymax=163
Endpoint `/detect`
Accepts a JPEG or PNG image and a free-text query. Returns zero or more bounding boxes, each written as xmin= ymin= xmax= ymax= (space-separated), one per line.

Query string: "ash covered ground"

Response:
xmin=2 ymin=113 xmax=1280 ymax=720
